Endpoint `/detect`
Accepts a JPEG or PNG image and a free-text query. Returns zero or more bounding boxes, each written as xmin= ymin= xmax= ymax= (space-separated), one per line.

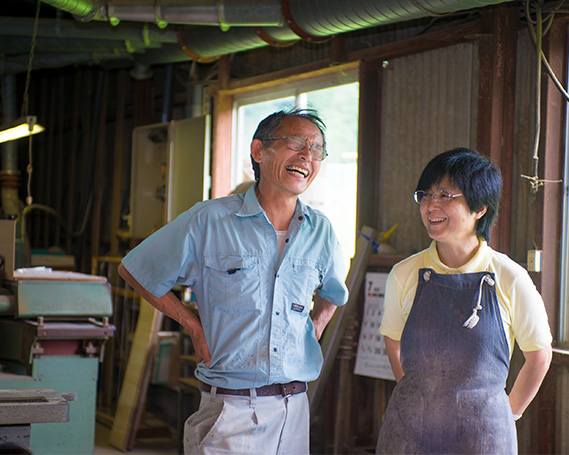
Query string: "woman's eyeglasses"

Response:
xmin=413 ymin=190 xmax=463 ymax=206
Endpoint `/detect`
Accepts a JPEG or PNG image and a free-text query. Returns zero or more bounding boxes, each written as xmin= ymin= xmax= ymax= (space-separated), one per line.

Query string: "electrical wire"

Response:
xmin=22 ymin=0 xmax=42 ymax=206
xmin=522 ymin=0 xmax=564 ymax=192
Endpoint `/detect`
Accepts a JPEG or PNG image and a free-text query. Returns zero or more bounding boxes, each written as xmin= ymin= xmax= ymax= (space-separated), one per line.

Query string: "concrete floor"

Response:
xmin=94 ymin=423 xmax=178 ymax=455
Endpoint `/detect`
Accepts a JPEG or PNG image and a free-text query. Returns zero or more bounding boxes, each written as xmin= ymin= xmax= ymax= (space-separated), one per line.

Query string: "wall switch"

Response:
xmin=527 ymin=250 xmax=542 ymax=272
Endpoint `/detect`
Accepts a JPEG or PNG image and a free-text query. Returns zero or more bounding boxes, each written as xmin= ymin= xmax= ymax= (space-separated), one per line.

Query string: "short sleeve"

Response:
xmin=510 ymin=272 xmax=553 ymax=352
xmin=379 ymin=269 xmax=407 ymax=341
xmin=121 ymin=211 xmax=199 ymax=298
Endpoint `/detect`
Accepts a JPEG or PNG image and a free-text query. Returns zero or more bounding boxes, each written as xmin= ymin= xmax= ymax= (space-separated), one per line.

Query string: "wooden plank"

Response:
xmin=308 ymin=225 xmax=376 ymax=413
xmin=110 ymin=69 xmax=127 ymax=258
xmin=0 ymin=220 xmax=16 ymax=280
xmin=109 ymin=299 xmax=163 ymax=451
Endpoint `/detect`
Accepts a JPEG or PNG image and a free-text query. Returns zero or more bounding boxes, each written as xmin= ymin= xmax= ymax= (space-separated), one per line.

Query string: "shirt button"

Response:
xmin=276 ymin=311 xmax=280 ymax=316
xmin=273 ymin=348 xmax=278 ymax=352
xmin=285 ymin=239 xmax=289 ymax=243
xmin=298 ymin=216 xmax=303 ymax=221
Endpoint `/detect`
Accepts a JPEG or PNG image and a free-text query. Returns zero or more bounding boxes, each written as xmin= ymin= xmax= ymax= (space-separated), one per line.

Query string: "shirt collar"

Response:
xmin=236 ymin=184 xmax=263 ymax=217
xmin=235 ymin=184 xmax=314 ymax=229
xmin=295 ymin=197 xmax=314 ymax=229
xmin=426 ymin=239 xmax=492 ymax=273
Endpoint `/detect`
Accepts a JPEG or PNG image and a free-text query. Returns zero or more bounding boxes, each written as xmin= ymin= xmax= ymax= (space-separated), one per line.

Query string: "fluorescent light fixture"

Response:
xmin=0 ymin=116 xmax=45 ymax=144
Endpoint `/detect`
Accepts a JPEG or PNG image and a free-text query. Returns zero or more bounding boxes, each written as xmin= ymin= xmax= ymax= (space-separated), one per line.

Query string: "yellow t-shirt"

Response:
xmin=379 ymin=240 xmax=553 ymax=355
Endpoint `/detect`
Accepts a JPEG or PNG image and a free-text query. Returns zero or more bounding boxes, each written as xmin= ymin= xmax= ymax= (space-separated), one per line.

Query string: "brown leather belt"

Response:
xmin=199 ymin=380 xmax=306 ymax=398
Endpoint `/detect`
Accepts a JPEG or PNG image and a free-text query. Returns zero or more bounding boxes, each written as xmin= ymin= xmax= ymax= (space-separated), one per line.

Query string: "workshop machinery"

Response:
xmin=0 ymin=220 xmax=114 ymax=455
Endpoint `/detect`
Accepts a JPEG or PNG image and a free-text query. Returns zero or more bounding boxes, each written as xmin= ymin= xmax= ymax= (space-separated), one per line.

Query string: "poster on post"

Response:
xmin=354 ymin=272 xmax=395 ymax=381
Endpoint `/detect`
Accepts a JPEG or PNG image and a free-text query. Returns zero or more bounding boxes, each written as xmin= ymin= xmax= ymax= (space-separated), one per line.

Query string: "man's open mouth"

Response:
xmin=286 ymin=165 xmax=308 ymax=178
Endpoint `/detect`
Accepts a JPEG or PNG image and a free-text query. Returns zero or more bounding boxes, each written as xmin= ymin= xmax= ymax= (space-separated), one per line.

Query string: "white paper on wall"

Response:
xmin=354 ymin=272 xmax=395 ymax=381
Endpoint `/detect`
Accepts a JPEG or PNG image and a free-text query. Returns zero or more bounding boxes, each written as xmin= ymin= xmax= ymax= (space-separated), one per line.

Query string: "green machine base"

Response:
xmin=0 ymin=356 xmax=100 ymax=455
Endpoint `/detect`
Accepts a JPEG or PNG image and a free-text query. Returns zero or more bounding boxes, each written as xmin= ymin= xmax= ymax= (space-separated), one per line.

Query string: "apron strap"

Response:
xmin=463 ymin=274 xmax=495 ymax=329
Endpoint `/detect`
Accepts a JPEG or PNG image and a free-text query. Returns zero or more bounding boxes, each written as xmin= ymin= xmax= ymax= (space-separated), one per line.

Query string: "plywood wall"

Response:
xmin=378 ymin=42 xmax=479 ymax=257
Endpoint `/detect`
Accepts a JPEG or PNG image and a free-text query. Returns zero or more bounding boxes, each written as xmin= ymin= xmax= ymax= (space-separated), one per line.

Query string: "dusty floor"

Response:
xmin=94 ymin=422 xmax=179 ymax=455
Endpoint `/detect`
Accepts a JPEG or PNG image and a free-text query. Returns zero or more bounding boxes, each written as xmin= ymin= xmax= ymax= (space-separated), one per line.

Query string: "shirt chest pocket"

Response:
xmin=286 ymin=259 xmax=323 ymax=306
xmin=204 ymin=255 xmax=262 ymax=314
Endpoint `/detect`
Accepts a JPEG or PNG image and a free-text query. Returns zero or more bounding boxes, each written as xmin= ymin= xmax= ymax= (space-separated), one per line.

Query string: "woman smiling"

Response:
xmin=376 ymin=148 xmax=552 ymax=455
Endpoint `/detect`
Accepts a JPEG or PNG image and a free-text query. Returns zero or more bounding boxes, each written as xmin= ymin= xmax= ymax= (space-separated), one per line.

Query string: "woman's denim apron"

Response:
xmin=376 ymin=269 xmax=517 ymax=454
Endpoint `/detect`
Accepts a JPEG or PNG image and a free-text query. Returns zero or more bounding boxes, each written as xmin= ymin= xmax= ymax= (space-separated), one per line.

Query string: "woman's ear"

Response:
xmin=250 ymin=139 xmax=264 ymax=164
xmin=475 ymin=204 xmax=488 ymax=220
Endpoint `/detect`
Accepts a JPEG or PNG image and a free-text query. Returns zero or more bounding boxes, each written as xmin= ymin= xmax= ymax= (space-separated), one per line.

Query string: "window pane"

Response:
xmin=232 ymin=80 xmax=359 ymax=270
xmin=302 ymin=83 xmax=359 ymax=268
xmin=234 ymin=97 xmax=294 ymax=186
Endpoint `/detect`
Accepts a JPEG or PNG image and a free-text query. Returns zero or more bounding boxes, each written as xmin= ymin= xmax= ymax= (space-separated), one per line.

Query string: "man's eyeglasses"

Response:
xmin=262 ymin=136 xmax=328 ymax=161
xmin=413 ymin=190 xmax=463 ymax=206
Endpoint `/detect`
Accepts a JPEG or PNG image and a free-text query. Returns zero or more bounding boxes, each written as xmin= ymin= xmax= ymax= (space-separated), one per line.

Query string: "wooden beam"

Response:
xmin=350 ymin=21 xmax=482 ymax=63
xmin=357 ymin=59 xmax=383 ymax=233
xmin=531 ymin=17 xmax=567 ymax=455
xmin=538 ymin=18 xmax=566 ymax=340
xmin=211 ymin=92 xmax=233 ymax=199
xmin=210 ymin=55 xmax=233 ymax=199
xmin=477 ymin=4 xmax=518 ymax=255
xmin=222 ymin=21 xmax=481 ymax=98
xmin=222 ymin=61 xmax=359 ymax=96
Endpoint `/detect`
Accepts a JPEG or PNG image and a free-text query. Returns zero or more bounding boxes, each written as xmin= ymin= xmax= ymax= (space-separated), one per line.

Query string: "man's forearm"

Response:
xmin=311 ymin=298 xmax=337 ymax=340
xmin=118 ymin=263 xmax=211 ymax=365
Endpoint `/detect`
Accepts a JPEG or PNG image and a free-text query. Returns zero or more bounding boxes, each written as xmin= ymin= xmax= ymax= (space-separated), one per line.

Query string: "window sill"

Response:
xmin=552 ymin=347 xmax=569 ymax=366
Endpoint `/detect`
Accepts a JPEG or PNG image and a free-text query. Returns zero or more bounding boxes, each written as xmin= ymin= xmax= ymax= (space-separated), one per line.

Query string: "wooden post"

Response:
xmin=477 ymin=4 xmax=518 ymax=255
xmin=309 ymin=225 xmax=377 ymax=413
xmin=109 ymin=299 xmax=164 ymax=451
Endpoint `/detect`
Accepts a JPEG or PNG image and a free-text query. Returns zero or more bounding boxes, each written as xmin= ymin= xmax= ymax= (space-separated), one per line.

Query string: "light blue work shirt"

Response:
xmin=122 ymin=185 xmax=348 ymax=389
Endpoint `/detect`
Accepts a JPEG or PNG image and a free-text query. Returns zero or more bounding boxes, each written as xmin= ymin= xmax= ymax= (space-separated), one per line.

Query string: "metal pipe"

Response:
xmin=161 ymin=64 xmax=174 ymax=123
xmin=1 ymin=74 xmax=23 ymax=219
xmin=0 ymin=17 xmax=177 ymax=43
xmin=41 ymin=0 xmax=283 ymax=26
xmin=1 ymin=75 xmax=19 ymax=172
xmin=28 ymin=0 xmax=513 ymax=72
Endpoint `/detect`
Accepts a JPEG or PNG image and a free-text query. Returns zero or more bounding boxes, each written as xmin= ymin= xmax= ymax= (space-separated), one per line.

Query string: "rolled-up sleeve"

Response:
xmin=318 ymin=237 xmax=348 ymax=306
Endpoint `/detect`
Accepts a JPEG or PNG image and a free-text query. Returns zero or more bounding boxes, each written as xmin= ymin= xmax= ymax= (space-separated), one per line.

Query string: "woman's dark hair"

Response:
xmin=415 ymin=147 xmax=502 ymax=242
xmin=250 ymin=108 xmax=326 ymax=181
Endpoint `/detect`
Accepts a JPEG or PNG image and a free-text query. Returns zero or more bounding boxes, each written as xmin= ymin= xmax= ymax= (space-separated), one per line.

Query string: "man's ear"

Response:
xmin=251 ymin=139 xmax=264 ymax=164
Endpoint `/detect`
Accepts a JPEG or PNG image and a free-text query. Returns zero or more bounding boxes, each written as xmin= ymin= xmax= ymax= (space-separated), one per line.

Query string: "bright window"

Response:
xmin=232 ymin=75 xmax=359 ymax=269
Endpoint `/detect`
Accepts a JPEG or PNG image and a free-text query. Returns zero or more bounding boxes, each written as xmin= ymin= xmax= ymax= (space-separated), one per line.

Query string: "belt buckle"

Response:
xmin=280 ymin=383 xmax=292 ymax=398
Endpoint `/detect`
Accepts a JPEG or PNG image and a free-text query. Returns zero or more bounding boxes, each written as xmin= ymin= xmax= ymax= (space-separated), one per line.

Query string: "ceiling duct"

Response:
xmin=41 ymin=0 xmax=285 ymax=27
xmin=1 ymin=0 xmax=514 ymax=73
